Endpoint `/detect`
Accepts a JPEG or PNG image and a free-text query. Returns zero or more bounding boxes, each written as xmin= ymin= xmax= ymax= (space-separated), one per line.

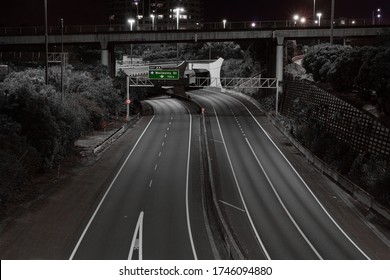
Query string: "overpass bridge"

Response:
xmin=1 ymin=25 xmax=389 ymax=87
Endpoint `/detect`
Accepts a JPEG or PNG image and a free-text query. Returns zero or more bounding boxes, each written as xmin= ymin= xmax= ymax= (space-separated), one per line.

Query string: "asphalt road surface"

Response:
xmin=69 ymin=97 xmax=215 ymax=260
xmin=189 ymin=89 xmax=370 ymax=260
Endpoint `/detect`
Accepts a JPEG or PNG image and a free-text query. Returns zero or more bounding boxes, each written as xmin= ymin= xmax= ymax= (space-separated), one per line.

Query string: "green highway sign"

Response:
xmin=148 ymin=69 xmax=179 ymax=80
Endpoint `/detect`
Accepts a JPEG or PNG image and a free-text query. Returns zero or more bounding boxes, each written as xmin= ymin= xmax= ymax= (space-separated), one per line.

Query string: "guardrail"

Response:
xmin=0 ymin=18 xmax=388 ymax=36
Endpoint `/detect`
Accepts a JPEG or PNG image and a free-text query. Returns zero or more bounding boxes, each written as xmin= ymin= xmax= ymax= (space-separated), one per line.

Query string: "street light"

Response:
xmin=173 ymin=7 xmax=184 ymax=30
xmin=222 ymin=19 xmax=227 ymax=29
xmin=300 ymin=17 xmax=306 ymax=24
xmin=293 ymin=14 xmax=300 ymax=26
xmin=251 ymin=22 xmax=256 ymax=28
xmin=128 ymin=18 xmax=135 ymax=31
xmin=372 ymin=8 xmax=381 ymax=25
xmin=317 ymin=12 xmax=322 ymax=26
xmin=150 ymin=14 xmax=155 ymax=30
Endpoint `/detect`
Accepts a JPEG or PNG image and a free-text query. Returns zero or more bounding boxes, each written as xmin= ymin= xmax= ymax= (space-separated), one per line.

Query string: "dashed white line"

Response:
xmin=149 ymin=179 xmax=153 ymax=188
xmin=212 ymin=106 xmax=271 ymax=259
xmin=154 ymin=164 xmax=158 ymax=170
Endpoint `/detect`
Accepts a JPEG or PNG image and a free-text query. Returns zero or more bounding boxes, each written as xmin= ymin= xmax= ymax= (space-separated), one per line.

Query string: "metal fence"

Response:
xmin=282 ymin=79 xmax=390 ymax=160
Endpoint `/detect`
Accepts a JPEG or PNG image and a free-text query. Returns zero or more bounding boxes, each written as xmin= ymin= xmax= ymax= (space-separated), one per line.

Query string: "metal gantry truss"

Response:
xmin=128 ymin=76 xmax=278 ymax=89
xmin=129 ymin=76 xmax=155 ymax=87
xmin=190 ymin=77 xmax=278 ymax=89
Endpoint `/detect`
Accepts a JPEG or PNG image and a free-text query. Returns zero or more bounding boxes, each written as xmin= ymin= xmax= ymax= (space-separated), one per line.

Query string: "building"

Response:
xmin=107 ymin=0 xmax=204 ymax=30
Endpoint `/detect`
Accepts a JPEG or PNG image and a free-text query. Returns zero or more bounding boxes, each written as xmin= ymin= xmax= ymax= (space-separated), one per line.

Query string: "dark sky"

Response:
xmin=0 ymin=0 xmax=389 ymax=26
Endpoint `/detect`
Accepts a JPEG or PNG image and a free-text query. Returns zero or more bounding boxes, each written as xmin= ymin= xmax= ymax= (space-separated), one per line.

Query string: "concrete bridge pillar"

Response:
xmin=101 ymin=49 xmax=109 ymax=66
xmin=100 ymin=40 xmax=115 ymax=76
xmin=276 ymin=36 xmax=284 ymax=93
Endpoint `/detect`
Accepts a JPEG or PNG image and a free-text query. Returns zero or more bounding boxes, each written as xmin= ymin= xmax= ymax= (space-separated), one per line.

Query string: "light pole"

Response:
xmin=135 ymin=2 xmax=139 ymax=29
xmin=128 ymin=19 xmax=135 ymax=65
xmin=174 ymin=7 xmax=184 ymax=30
xmin=330 ymin=0 xmax=335 ymax=44
xmin=44 ymin=0 xmax=48 ymax=85
xmin=372 ymin=8 xmax=381 ymax=25
xmin=128 ymin=18 xmax=135 ymax=31
xmin=60 ymin=18 xmax=64 ymax=100
xmin=150 ymin=14 xmax=155 ymax=30
xmin=317 ymin=12 xmax=322 ymax=26
xmin=222 ymin=19 xmax=227 ymax=29
xmin=313 ymin=0 xmax=316 ymax=24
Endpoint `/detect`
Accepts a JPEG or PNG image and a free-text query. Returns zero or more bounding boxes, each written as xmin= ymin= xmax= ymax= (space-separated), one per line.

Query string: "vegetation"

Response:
xmin=303 ymin=44 xmax=390 ymax=117
xmin=0 ymin=66 xmax=121 ymax=205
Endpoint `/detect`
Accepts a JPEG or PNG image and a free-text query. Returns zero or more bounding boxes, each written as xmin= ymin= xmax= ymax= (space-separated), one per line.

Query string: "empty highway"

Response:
xmin=69 ymin=97 xmax=215 ymax=260
xmin=189 ymin=89 xmax=370 ymax=260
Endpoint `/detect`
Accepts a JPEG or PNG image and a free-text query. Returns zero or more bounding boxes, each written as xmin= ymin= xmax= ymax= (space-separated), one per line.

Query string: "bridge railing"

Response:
xmin=1 ymin=18 xmax=388 ymax=36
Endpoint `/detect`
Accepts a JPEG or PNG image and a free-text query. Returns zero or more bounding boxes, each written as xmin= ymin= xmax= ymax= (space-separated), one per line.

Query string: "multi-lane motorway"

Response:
xmin=69 ymin=90 xmax=372 ymax=260
xmin=189 ymin=89 xmax=370 ymax=260
xmin=70 ymin=97 xmax=215 ymax=260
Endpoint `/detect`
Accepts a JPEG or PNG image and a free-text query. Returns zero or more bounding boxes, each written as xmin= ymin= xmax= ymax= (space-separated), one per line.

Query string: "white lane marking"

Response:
xmin=245 ymin=138 xmax=323 ymax=259
xmin=158 ymin=152 xmax=162 ymax=157
xmin=149 ymin=179 xmax=153 ymax=188
xmin=212 ymin=106 xmax=271 ymax=259
xmin=225 ymin=93 xmax=371 ymax=260
xmin=154 ymin=164 xmax=158 ymax=170
xmin=128 ymin=211 xmax=144 ymax=260
xmin=219 ymin=200 xmax=246 ymax=213
xmin=167 ymin=127 xmax=170 ymax=131
xmin=183 ymin=104 xmax=198 ymax=260
xmin=69 ymin=116 xmax=155 ymax=260
xmin=164 ymin=134 xmax=167 ymax=138
xmin=162 ymin=142 xmax=164 ymax=147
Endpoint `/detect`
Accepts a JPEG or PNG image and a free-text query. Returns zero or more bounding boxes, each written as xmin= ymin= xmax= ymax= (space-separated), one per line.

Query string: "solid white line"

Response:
xmin=219 ymin=199 xmax=246 ymax=213
xmin=213 ymin=106 xmax=271 ymax=260
xmin=245 ymin=138 xmax=323 ymax=259
xmin=183 ymin=105 xmax=198 ymax=260
xmin=68 ymin=116 xmax=155 ymax=260
xmin=226 ymin=93 xmax=371 ymax=260
xmin=128 ymin=211 xmax=144 ymax=260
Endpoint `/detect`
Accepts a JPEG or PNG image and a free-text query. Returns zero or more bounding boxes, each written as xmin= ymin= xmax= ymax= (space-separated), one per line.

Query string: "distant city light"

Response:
xmin=251 ymin=22 xmax=256 ymax=27
xmin=351 ymin=20 xmax=356 ymax=24
xmin=300 ymin=17 xmax=306 ymax=24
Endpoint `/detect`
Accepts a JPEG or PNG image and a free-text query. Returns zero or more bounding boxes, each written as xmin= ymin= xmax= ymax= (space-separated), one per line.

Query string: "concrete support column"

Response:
xmin=101 ymin=49 xmax=109 ymax=66
xmin=275 ymin=36 xmax=284 ymax=116
xmin=100 ymin=39 xmax=115 ymax=77
xmin=276 ymin=36 xmax=284 ymax=91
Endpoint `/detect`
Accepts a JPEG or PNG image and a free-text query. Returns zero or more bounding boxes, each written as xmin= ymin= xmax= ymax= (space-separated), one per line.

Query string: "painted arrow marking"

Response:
xmin=128 ymin=211 xmax=144 ymax=260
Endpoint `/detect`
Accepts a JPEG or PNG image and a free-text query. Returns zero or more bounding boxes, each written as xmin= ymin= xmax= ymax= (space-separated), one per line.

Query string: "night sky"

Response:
xmin=0 ymin=0 xmax=389 ymax=26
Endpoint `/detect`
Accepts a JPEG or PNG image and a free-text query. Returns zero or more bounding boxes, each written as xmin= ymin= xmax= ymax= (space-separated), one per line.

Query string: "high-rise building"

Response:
xmin=107 ymin=0 xmax=204 ymax=29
